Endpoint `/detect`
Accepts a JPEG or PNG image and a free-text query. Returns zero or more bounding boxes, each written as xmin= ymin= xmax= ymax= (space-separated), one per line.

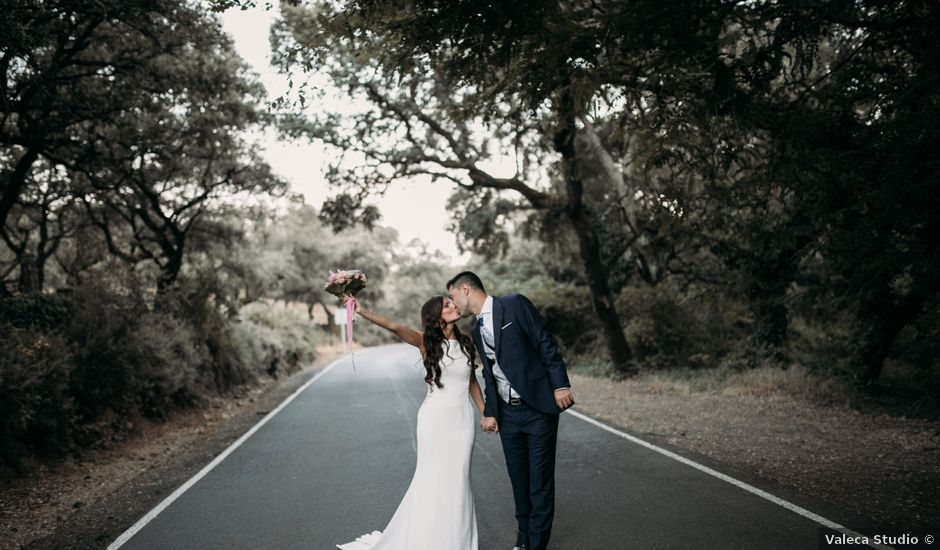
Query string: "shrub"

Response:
xmin=0 ymin=324 xmax=75 ymax=469
xmin=156 ymin=273 xmax=253 ymax=391
xmin=125 ymin=312 xmax=209 ymax=419
xmin=234 ymin=301 xmax=318 ymax=378
xmin=527 ymin=283 xmax=600 ymax=356
xmin=617 ymin=282 xmax=743 ymax=370
xmin=0 ymin=292 xmax=73 ymax=330
xmin=0 ymin=268 xmax=329 ymax=470
xmin=65 ymin=277 xmax=147 ymax=423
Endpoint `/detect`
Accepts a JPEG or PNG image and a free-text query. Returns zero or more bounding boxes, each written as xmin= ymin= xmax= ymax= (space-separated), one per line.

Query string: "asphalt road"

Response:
xmin=109 ymin=343 xmax=878 ymax=550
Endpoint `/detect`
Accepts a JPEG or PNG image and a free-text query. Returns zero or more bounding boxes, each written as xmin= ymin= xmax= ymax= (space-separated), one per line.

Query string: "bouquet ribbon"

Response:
xmin=346 ymin=296 xmax=355 ymax=345
xmin=326 ymin=270 xmax=367 ymax=350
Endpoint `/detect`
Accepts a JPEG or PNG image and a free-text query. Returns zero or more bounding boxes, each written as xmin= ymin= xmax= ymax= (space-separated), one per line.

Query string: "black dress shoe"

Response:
xmin=512 ymin=546 xmax=527 ymax=550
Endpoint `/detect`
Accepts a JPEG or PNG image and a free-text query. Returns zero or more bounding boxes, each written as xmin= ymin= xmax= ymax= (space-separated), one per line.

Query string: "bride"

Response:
xmin=336 ymin=295 xmax=483 ymax=550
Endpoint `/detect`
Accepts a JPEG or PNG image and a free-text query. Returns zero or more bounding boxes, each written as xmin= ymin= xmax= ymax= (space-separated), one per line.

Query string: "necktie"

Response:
xmin=477 ymin=313 xmax=494 ymax=350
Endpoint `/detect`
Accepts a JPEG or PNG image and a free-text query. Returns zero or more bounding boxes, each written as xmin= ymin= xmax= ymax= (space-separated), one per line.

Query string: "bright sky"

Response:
xmin=219 ymin=5 xmax=464 ymax=263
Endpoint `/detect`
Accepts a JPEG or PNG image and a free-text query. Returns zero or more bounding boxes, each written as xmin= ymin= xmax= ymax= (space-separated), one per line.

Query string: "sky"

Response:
xmin=218 ymin=5 xmax=465 ymax=263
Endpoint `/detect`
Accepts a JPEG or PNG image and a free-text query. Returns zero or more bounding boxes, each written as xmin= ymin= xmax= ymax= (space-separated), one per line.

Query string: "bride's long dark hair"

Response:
xmin=421 ymin=296 xmax=476 ymax=390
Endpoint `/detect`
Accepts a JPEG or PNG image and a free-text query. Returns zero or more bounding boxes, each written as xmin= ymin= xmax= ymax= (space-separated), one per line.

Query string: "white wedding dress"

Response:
xmin=337 ymin=340 xmax=479 ymax=550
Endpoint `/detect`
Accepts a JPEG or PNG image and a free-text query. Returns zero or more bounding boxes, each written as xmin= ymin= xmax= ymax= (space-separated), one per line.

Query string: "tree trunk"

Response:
xmin=565 ymin=202 xmax=637 ymax=375
xmin=34 ymin=254 xmax=45 ymax=292
xmin=156 ymin=268 xmax=180 ymax=301
xmin=0 ymin=148 xmax=40 ymax=230
xmin=745 ymin=256 xmax=792 ymax=353
xmin=17 ymin=253 xmax=40 ymax=294
xmin=854 ymin=289 xmax=923 ymax=383
xmin=154 ymin=237 xmax=185 ymax=302
xmin=554 ymin=90 xmax=637 ymax=376
xmin=751 ymin=293 xmax=789 ymax=348
xmin=738 ymin=224 xmax=813 ymax=359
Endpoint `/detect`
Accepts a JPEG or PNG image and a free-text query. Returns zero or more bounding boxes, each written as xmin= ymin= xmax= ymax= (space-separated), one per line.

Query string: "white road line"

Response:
xmin=566 ymin=409 xmax=892 ymax=550
xmin=107 ymin=356 xmax=347 ymax=550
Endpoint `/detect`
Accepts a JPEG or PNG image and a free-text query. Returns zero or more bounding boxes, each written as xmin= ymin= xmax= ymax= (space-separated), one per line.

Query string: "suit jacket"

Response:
xmin=471 ymin=294 xmax=571 ymax=419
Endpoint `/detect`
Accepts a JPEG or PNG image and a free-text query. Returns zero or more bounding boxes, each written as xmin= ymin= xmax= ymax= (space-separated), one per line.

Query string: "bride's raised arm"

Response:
xmin=348 ymin=298 xmax=424 ymax=350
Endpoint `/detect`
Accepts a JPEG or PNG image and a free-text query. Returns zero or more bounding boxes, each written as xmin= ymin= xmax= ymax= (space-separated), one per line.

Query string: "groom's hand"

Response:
xmin=554 ymin=388 xmax=575 ymax=411
xmin=481 ymin=417 xmax=498 ymax=433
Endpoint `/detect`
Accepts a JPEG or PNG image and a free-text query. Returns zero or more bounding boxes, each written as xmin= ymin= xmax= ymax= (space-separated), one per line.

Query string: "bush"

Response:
xmin=617 ymin=282 xmax=744 ymax=370
xmin=0 ymin=324 xmax=75 ymax=469
xmin=0 ymin=292 xmax=73 ymax=329
xmin=65 ymin=276 xmax=148 ymax=424
xmin=527 ymin=283 xmax=600 ymax=356
xmin=125 ymin=312 xmax=209 ymax=419
xmin=234 ymin=300 xmax=318 ymax=378
xmin=0 ymin=269 xmax=324 ymax=470
xmin=156 ymin=272 xmax=253 ymax=391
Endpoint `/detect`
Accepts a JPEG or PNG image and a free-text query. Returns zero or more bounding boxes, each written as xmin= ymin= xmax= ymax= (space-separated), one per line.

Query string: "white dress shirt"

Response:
xmin=477 ymin=295 xmax=520 ymax=403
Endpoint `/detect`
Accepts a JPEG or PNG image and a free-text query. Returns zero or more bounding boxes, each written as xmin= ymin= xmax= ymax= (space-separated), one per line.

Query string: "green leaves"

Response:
xmin=263 ymin=0 xmax=940 ymax=379
xmin=2 ymin=1 xmax=286 ymax=298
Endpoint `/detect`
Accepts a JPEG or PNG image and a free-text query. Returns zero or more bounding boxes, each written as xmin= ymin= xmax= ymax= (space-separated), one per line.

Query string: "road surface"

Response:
xmin=110 ymin=344 xmax=879 ymax=549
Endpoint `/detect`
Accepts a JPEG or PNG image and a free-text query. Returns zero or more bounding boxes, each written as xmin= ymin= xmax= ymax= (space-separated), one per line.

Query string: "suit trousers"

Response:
xmin=498 ymin=398 xmax=560 ymax=550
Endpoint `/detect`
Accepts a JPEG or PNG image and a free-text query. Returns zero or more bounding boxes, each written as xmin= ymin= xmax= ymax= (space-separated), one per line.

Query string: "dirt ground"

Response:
xmin=2 ymin=355 xmax=937 ymax=549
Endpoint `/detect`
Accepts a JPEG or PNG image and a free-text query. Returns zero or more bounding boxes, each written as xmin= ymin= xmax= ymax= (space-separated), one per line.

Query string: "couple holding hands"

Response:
xmin=337 ymin=271 xmax=574 ymax=550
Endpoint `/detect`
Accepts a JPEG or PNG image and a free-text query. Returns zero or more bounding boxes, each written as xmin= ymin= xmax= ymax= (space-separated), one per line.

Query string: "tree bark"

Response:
xmin=554 ymin=91 xmax=637 ymax=376
xmin=854 ymin=288 xmax=923 ymax=383
xmin=745 ymin=256 xmax=793 ymax=353
xmin=155 ymin=247 xmax=184 ymax=299
xmin=17 ymin=253 xmax=39 ymax=294
xmin=0 ymin=147 xmax=40 ymax=230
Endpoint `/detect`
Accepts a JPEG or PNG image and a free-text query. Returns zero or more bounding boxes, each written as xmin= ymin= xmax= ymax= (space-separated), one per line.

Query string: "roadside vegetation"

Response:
xmin=4 ymin=0 xmax=938 ymax=478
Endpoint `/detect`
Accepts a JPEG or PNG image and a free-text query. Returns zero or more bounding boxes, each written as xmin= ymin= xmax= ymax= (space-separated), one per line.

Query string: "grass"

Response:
xmin=568 ymin=353 xmax=940 ymax=422
xmin=565 ymin=355 xmax=617 ymax=379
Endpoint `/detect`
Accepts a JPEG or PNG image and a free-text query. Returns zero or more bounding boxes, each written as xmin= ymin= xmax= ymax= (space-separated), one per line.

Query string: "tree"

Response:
xmin=259 ymin=203 xmax=394 ymax=312
xmin=271 ymin=4 xmax=639 ymax=374
xmin=2 ymin=0 xmax=288 ymax=300
xmin=77 ymin=106 xmax=283 ymax=297
xmin=0 ymin=158 xmax=81 ymax=292
xmin=1 ymin=1 xmax=209 ymax=230
xmin=259 ymin=0 xmax=940 ymax=380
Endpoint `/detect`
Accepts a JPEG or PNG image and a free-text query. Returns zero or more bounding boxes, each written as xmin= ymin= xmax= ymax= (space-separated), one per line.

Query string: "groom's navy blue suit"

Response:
xmin=471 ymin=294 xmax=571 ymax=550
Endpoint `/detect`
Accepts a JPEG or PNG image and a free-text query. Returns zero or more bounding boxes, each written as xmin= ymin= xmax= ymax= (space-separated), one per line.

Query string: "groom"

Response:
xmin=447 ymin=271 xmax=574 ymax=550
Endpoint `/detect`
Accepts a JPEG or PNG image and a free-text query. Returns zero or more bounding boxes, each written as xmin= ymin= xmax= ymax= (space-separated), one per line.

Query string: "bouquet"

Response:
xmin=324 ymin=269 xmax=368 ymax=345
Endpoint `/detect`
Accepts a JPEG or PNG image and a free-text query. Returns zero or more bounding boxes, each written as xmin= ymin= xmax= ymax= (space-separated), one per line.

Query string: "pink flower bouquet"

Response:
xmin=324 ymin=269 xmax=368 ymax=298
xmin=324 ymin=270 xmax=368 ymax=345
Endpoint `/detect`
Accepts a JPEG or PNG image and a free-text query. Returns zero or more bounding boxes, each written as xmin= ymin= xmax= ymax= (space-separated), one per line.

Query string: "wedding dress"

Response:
xmin=337 ymin=340 xmax=479 ymax=550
